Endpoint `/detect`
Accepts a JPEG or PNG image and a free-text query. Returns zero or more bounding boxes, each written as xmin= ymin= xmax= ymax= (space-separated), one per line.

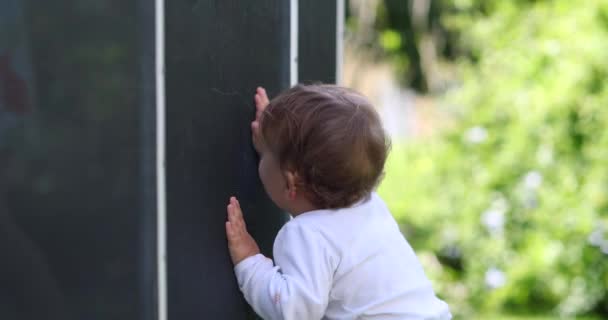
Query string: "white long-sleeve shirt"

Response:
xmin=235 ymin=193 xmax=452 ymax=320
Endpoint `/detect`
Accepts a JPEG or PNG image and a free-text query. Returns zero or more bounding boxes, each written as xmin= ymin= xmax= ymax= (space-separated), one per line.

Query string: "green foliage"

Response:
xmin=378 ymin=0 xmax=608 ymax=318
xmin=477 ymin=315 xmax=601 ymax=320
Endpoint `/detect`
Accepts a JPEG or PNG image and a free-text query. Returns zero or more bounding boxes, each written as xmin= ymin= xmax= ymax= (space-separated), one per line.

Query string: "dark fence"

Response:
xmin=0 ymin=1 xmax=340 ymax=319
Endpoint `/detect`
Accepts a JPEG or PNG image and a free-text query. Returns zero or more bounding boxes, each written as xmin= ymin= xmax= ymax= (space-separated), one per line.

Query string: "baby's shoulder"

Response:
xmin=278 ymin=214 xmax=324 ymax=237
xmin=273 ymin=216 xmax=333 ymax=256
xmin=276 ymin=211 xmax=349 ymax=249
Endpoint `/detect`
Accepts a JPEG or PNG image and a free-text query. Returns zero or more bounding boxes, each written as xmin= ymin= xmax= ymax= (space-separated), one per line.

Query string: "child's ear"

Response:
xmin=284 ymin=171 xmax=298 ymax=192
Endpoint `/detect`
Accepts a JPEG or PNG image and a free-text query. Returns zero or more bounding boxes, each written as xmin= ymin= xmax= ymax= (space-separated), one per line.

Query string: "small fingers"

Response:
xmin=254 ymin=92 xmax=264 ymax=109
xmin=251 ymin=121 xmax=261 ymax=139
xmin=231 ymin=197 xmax=244 ymax=220
xmin=255 ymin=87 xmax=270 ymax=110
xmin=251 ymin=121 xmax=263 ymax=151
xmin=228 ymin=197 xmax=246 ymax=230
xmin=255 ymin=94 xmax=263 ymax=109
xmin=228 ymin=211 xmax=243 ymax=239
xmin=227 ymin=203 xmax=240 ymax=228
xmin=226 ymin=221 xmax=235 ymax=238
xmin=258 ymin=87 xmax=269 ymax=104
xmin=226 ymin=221 xmax=242 ymax=243
xmin=255 ymin=96 xmax=266 ymax=113
xmin=227 ymin=204 xmax=235 ymax=222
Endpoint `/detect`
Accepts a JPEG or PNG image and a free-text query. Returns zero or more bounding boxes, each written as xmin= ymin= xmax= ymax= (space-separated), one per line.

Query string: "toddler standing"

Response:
xmin=225 ymin=85 xmax=451 ymax=320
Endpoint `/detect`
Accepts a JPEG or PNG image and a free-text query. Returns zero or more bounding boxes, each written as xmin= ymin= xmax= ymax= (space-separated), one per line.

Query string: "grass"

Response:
xmin=474 ymin=314 xmax=602 ymax=320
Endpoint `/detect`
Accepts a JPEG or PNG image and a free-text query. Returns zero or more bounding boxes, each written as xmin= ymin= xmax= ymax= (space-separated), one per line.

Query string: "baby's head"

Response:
xmin=257 ymin=84 xmax=390 ymax=211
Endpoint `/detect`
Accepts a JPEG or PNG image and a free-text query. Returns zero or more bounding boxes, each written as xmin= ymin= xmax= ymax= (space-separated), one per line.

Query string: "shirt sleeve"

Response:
xmin=234 ymin=222 xmax=333 ymax=320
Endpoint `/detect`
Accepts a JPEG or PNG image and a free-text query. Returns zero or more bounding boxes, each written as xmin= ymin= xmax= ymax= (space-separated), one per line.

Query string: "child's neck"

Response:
xmin=288 ymin=198 xmax=320 ymax=217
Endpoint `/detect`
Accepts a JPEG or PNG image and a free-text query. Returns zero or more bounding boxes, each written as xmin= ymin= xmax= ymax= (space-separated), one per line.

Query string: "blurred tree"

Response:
xmin=348 ymin=0 xmax=458 ymax=92
xmin=377 ymin=0 xmax=608 ymax=318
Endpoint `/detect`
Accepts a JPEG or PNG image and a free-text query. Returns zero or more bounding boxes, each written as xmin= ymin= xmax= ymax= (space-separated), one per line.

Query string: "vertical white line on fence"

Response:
xmin=155 ymin=0 xmax=168 ymax=319
xmin=290 ymin=0 xmax=299 ymax=85
xmin=336 ymin=0 xmax=345 ymax=84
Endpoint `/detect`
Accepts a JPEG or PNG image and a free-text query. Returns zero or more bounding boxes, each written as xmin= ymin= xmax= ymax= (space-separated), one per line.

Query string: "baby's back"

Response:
xmin=293 ymin=193 xmax=451 ymax=320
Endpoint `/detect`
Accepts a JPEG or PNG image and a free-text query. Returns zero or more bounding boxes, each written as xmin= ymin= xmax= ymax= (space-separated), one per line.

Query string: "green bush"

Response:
xmin=378 ymin=1 xmax=608 ymax=318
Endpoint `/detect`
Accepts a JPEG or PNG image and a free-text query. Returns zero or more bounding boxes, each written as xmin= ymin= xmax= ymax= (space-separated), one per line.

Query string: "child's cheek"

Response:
xmin=258 ymin=163 xmax=263 ymax=181
xmin=258 ymin=157 xmax=264 ymax=179
xmin=258 ymin=157 xmax=269 ymax=189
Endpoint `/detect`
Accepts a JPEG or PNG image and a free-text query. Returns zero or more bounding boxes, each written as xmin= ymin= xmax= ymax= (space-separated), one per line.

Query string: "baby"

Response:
xmin=225 ymin=85 xmax=451 ymax=319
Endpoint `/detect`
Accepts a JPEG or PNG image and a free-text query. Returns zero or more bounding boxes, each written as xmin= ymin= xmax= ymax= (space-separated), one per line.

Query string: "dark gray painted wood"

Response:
xmin=165 ymin=1 xmax=291 ymax=319
xmin=299 ymin=0 xmax=338 ymax=84
xmin=0 ymin=0 xmax=157 ymax=319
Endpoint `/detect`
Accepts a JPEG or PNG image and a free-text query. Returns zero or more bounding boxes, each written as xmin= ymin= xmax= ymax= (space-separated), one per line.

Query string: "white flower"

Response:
xmin=481 ymin=194 xmax=509 ymax=235
xmin=482 ymin=209 xmax=505 ymax=234
xmin=524 ymin=171 xmax=543 ymax=190
xmin=601 ymin=242 xmax=608 ymax=255
xmin=465 ymin=126 xmax=487 ymax=144
xmin=587 ymin=229 xmax=604 ymax=247
xmin=485 ymin=267 xmax=506 ymax=289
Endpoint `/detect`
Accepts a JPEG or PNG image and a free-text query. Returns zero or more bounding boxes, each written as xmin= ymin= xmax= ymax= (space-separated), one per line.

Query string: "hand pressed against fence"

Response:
xmin=251 ymin=87 xmax=269 ymax=154
xmin=225 ymin=87 xmax=269 ymax=266
xmin=225 ymin=196 xmax=259 ymax=265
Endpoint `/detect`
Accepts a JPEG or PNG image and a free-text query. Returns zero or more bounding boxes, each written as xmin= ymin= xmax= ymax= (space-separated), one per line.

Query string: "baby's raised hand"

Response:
xmin=254 ymin=86 xmax=270 ymax=117
xmin=226 ymin=196 xmax=260 ymax=265
xmin=251 ymin=87 xmax=269 ymax=154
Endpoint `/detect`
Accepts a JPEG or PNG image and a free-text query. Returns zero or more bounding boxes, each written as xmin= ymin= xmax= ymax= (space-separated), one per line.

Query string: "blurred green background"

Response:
xmin=344 ymin=0 xmax=608 ymax=319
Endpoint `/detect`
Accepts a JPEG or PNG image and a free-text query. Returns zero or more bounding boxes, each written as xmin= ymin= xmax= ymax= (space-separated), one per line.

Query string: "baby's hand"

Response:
xmin=226 ymin=196 xmax=260 ymax=265
xmin=254 ymin=86 xmax=270 ymax=117
xmin=251 ymin=87 xmax=269 ymax=154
